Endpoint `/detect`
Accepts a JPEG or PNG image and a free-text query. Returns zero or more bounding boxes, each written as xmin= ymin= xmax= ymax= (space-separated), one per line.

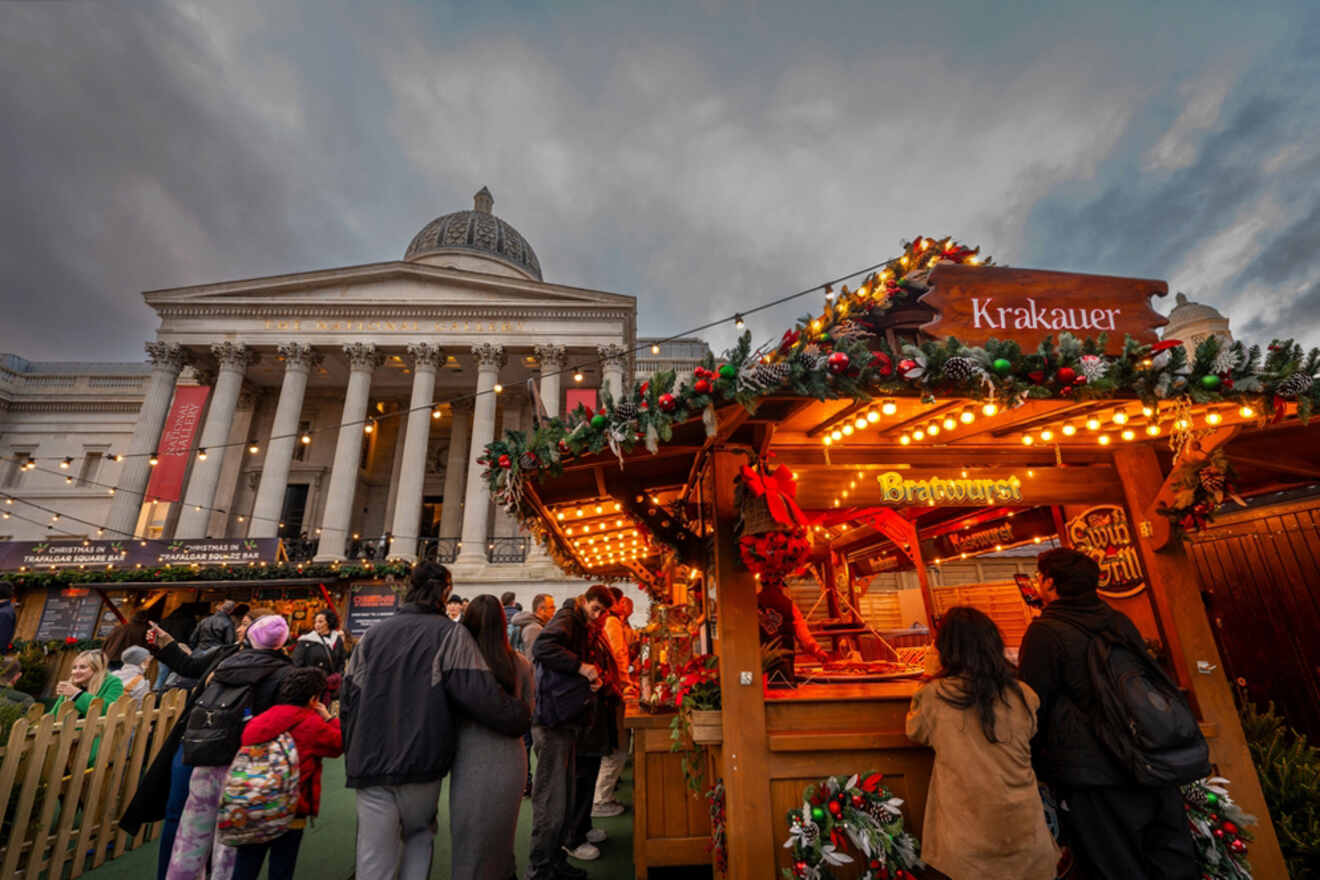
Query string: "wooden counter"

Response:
xmin=625 ymin=705 xmax=712 ymax=880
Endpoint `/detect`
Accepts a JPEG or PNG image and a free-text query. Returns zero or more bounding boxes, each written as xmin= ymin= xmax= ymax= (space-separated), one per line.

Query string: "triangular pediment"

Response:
xmin=143 ymin=260 xmax=634 ymax=313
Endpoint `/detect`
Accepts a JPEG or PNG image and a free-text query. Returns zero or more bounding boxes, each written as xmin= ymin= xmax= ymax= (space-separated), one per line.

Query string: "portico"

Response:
xmin=114 ymin=190 xmax=636 ymax=583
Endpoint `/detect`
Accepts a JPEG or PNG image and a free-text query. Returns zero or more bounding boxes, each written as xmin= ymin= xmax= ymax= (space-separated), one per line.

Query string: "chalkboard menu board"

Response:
xmin=35 ymin=588 xmax=104 ymax=640
xmin=347 ymin=584 xmax=399 ymax=636
xmin=95 ymin=597 xmax=128 ymax=638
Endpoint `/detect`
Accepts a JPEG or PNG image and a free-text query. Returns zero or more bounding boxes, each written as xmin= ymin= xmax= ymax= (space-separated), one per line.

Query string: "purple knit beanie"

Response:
xmin=246 ymin=614 xmax=290 ymax=650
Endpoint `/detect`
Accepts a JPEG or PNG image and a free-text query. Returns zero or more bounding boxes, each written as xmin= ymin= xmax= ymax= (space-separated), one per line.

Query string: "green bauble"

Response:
xmin=1205 ymin=792 xmax=1219 ymax=807
xmin=718 ymin=364 xmax=736 ymax=380
xmin=1200 ymin=374 xmax=1221 ymax=390
xmin=819 ymin=333 xmax=833 ymax=344
xmin=810 ymin=806 xmax=825 ymax=822
xmin=590 ymin=414 xmax=607 ymax=429
xmin=992 ymin=357 xmax=1013 ymax=375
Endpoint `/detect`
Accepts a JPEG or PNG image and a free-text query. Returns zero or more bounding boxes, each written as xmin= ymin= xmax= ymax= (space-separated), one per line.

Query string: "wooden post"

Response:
xmin=711 ymin=451 xmax=776 ymax=879
xmin=1113 ymin=445 xmax=1288 ymax=878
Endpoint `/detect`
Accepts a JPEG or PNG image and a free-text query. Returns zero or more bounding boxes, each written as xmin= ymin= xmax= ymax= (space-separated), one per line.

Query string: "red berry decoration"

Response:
xmin=497 ymin=454 xmax=511 ymax=468
xmin=1056 ymin=366 xmax=1077 ymax=385
xmin=658 ymin=392 xmax=677 ymax=412
xmin=871 ymin=352 xmax=893 ymax=376
xmin=694 ymin=378 xmax=712 ymax=394
xmin=827 ymin=351 xmax=851 ymax=374
xmin=851 ymin=794 xmax=865 ymax=808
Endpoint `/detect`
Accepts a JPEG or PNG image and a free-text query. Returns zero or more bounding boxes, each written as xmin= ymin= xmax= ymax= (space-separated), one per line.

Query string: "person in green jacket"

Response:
xmin=49 ymin=649 xmax=123 ymax=763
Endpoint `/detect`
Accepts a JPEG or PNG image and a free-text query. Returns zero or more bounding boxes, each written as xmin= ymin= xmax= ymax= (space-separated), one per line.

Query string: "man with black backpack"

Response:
xmin=1019 ymin=548 xmax=1204 ymax=879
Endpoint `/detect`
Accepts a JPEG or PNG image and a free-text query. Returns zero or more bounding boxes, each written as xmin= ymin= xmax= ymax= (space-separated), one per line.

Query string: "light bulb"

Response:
xmin=1146 ymin=424 xmax=1161 ymax=436
xmin=493 ymin=383 xmax=503 ymax=394
xmin=926 ymin=422 xmax=940 ymax=436
xmin=1206 ymin=411 xmax=1223 ymax=425
xmin=1098 ymin=434 xmax=1112 ymax=446
xmin=1112 ymin=410 xmax=1129 ymax=425
xmin=1061 ymin=423 xmax=1077 ymax=436
xmin=899 ymin=434 xmax=911 ymax=446
xmin=734 ymin=314 xmax=745 ymax=329
xmin=651 ymin=344 xmax=660 ymax=354
xmin=197 ymin=449 xmax=207 ymax=460
xmin=960 ymin=407 xmax=975 ymax=424
xmin=942 ymin=416 xmax=956 ymax=430
xmin=248 ymin=444 xmax=260 ymax=454
xmin=912 ymin=429 xmax=925 ymax=441
xmin=573 ymin=372 xmax=584 ymax=383
xmin=982 ymin=402 xmax=998 ymax=417
xmin=1086 ymin=417 xmax=1101 ymax=431
xmin=842 ymin=424 xmax=854 ymax=436
xmin=1039 ymin=429 xmax=1054 ymax=443
xmin=882 ymin=399 xmax=898 ymax=416
xmin=300 ymin=434 xmax=312 ymax=445
xmin=1239 ymin=404 xmax=1255 ymax=418
xmin=822 ymin=435 xmax=832 ymax=446
xmin=1142 ymin=406 xmax=1154 ymax=417
xmin=854 ymin=417 xmax=868 ymax=430
xmin=1021 ymin=434 xmax=1034 ymax=446
xmin=1121 ymin=429 xmax=1135 ymax=441
xmin=866 ymin=409 xmax=880 ymax=423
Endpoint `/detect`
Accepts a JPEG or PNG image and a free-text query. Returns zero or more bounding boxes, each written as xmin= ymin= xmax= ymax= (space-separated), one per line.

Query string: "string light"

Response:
xmin=926 ymin=421 xmax=940 ymax=437
xmin=1206 ymin=411 xmax=1223 ymax=426
xmin=1086 ymin=416 xmax=1101 ymax=431
xmin=364 ymin=419 xmax=375 ymax=434
xmin=959 ymin=407 xmax=975 ymax=424
xmin=942 ymin=415 xmax=957 ymax=431
xmin=197 ymin=448 xmax=207 ymax=460
xmin=573 ymin=371 xmax=584 ymax=383
xmin=854 ymin=416 xmax=868 ymax=430
xmin=1021 ymin=434 xmax=1034 ymax=446
xmin=981 ymin=402 xmax=998 ymax=417
xmin=1039 ymin=429 xmax=1054 ymax=443
xmin=59 ymin=457 xmax=72 ymax=469
xmin=912 ymin=428 xmax=925 ymax=441
xmin=1097 ymin=434 xmax=1112 ymax=446
xmin=734 ymin=314 xmax=745 ymax=329
xmin=865 ymin=409 xmax=880 ymax=423
xmin=1146 ymin=424 xmax=1161 ymax=436
xmin=248 ymin=444 xmax=260 ymax=454
xmin=899 ymin=434 xmax=911 ymax=445
xmin=1112 ymin=410 xmax=1129 ymax=425
xmin=882 ymin=399 xmax=898 ymax=416
xmin=1061 ymin=423 xmax=1077 ymax=436
xmin=651 ymin=344 xmax=660 ymax=355
xmin=1121 ymin=428 xmax=1135 ymax=441
xmin=1239 ymin=403 xmax=1255 ymax=418
xmin=432 ymin=408 xmax=442 ymax=419
xmin=493 ymin=384 xmax=503 ymax=394
xmin=300 ymin=433 xmax=312 ymax=445
xmin=148 ymin=452 xmax=159 ymax=466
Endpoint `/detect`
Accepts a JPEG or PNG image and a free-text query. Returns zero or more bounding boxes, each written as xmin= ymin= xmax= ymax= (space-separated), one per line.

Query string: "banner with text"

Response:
xmin=0 ymin=538 xmax=280 ymax=571
xmin=145 ymin=384 xmax=210 ymax=503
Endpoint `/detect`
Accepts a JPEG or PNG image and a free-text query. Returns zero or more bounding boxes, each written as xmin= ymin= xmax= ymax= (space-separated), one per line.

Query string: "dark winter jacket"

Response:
xmin=209 ymin=647 xmax=293 ymax=718
xmin=242 ymin=704 xmax=343 ymax=817
xmin=191 ymin=610 xmax=236 ymax=652
xmin=291 ymin=630 xmax=347 ymax=675
xmin=1017 ymin=594 xmax=1149 ymax=788
xmin=340 ymin=602 xmax=531 ymax=789
xmin=509 ymin=609 xmax=544 ymax=659
xmin=0 ymin=600 xmax=15 ymax=654
xmin=119 ymin=640 xmax=240 ymax=834
xmin=531 ymin=598 xmax=595 ymax=728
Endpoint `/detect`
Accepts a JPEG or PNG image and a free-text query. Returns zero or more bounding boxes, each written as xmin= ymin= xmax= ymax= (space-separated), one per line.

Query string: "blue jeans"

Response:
xmin=154 ymin=662 xmax=172 ymax=691
xmin=157 ymin=745 xmax=194 ymax=880
xmin=233 ymin=828 xmax=304 ymax=880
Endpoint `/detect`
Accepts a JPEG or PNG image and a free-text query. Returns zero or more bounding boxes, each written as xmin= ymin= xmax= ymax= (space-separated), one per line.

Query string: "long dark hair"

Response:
xmin=462 ymin=594 xmax=517 ymax=695
xmin=934 ymin=606 xmax=1026 ymax=743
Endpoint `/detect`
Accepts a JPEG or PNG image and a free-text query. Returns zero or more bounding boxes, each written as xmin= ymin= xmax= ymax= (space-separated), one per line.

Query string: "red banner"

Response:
xmin=144 ymin=384 xmax=210 ymax=503
xmin=565 ymin=388 xmax=598 ymax=415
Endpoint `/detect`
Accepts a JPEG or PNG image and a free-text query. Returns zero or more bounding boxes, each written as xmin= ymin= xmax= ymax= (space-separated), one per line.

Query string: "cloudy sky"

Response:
xmin=2 ymin=0 xmax=1317 ymax=362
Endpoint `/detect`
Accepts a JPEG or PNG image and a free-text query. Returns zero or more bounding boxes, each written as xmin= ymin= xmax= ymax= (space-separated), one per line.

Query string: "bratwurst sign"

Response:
xmin=920 ymin=264 xmax=1168 ymax=354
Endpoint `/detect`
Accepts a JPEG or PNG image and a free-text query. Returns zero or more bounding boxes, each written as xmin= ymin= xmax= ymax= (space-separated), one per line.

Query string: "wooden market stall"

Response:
xmin=479 ymin=242 xmax=1311 ymax=877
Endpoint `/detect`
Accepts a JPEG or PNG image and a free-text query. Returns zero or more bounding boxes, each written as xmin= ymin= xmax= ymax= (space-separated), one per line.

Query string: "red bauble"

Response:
xmin=1056 ymin=366 xmax=1077 ymax=384
xmin=1222 ymin=821 xmax=1238 ymax=835
xmin=793 ymin=861 xmax=808 ymax=877
xmin=868 ymin=859 xmax=881 ymax=870
xmin=871 ymin=352 xmax=893 ymax=376
xmin=694 ymin=378 xmax=712 ymax=394
xmin=640 ymin=381 xmax=649 ymax=394
xmin=1213 ymin=828 xmax=1225 ymax=839
xmin=1229 ymin=838 xmax=1247 ymax=854
xmin=497 ymin=454 xmax=511 ymax=468
xmin=828 ymin=800 xmax=842 ymax=817
xmin=897 ymin=358 xmax=918 ymax=377
xmin=658 ymin=393 xmax=677 ymax=412
xmin=827 ymin=351 xmax=851 ymax=374
xmin=851 ymin=794 xmax=865 ymax=808
xmin=1028 ymin=370 xmax=1046 ymax=384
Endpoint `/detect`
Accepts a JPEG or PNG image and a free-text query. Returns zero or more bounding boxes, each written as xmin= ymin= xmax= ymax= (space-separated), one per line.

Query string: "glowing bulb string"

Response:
xmin=30 ymin=254 xmax=905 ymax=469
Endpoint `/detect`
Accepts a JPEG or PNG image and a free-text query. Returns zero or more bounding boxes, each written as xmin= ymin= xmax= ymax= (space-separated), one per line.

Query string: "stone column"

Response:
xmin=175 ymin=343 xmax=257 ymax=538
xmin=438 ymin=398 xmax=473 ymax=539
xmin=106 ymin=342 xmax=192 ymax=538
xmin=455 ymin=343 xmax=505 ymax=566
xmin=388 ymin=344 xmax=444 ymax=560
xmin=315 ymin=343 xmax=382 ymax=561
xmin=535 ymin=343 xmax=566 ymax=418
xmin=598 ymin=343 xmax=628 ymax=401
xmin=248 ymin=343 xmax=321 ymax=539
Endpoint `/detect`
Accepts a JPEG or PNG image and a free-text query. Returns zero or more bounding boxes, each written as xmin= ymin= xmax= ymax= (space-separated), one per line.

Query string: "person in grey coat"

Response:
xmin=450 ymin=595 xmax=534 ymax=880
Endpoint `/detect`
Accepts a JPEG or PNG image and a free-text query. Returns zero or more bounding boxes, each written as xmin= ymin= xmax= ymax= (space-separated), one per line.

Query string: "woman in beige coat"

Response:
xmin=906 ymin=607 xmax=1059 ymax=880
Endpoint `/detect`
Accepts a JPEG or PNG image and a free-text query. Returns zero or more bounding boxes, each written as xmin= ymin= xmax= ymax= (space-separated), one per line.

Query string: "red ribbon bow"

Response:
xmin=740 ymin=464 xmax=808 ymax=528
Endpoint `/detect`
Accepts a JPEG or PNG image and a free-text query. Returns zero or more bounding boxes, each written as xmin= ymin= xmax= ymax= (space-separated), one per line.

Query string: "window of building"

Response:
xmin=77 ymin=451 xmax=103 ymax=488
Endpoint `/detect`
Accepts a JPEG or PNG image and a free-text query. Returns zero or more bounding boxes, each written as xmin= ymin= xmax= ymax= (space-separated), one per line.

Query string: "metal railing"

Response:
xmin=346 ymin=535 xmax=391 ymax=560
xmin=419 ymin=537 xmax=461 ymax=563
xmin=487 ymin=537 xmax=529 ymax=564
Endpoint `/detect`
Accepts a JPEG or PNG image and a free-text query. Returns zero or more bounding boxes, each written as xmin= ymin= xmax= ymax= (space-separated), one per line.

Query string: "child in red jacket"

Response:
xmin=232 ymin=667 xmax=343 ymax=880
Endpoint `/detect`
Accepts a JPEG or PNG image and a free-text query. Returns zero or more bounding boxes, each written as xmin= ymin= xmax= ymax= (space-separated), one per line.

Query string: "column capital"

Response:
xmin=535 ymin=344 xmax=567 ymax=371
xmin=145 ymin=341 xmax=192 ymax=372
xmin=188 ymin=367 xmax=216 ymax=387
xmin=596 ymin=343 xmax=629 ymax=370
xmin=450 ymin=397 xmax=476 ymax=415
xmin=343 ymin=342 xmax=385 ymax=372
xmin=406 ymin=343 xmax=445 ymax=369
xmin=277 ymin=342 xmax=323 ymax=372
xmin=472 ymin=343 xmax=506 ymax=371
xmin=211 ymin=341 xmax=259 ymax=372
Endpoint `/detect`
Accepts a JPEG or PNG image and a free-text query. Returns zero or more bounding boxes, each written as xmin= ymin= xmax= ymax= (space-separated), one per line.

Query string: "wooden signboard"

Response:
xmin=921 ymin=264 xmax=1168 ymax=354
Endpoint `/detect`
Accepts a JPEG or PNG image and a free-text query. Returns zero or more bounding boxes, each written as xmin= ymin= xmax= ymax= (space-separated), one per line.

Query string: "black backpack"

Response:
xmin=181 ymin=679 xmax=253 ymax=766
xmin=1082 ymin=627 xmax=1211 ymax=786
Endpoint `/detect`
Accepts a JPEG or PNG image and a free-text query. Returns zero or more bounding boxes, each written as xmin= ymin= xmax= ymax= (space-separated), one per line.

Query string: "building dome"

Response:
xmin=1162 ymin=292 xmax=1233 ymax=355
xmin=404 ymin=187 xmax=542 ymax=280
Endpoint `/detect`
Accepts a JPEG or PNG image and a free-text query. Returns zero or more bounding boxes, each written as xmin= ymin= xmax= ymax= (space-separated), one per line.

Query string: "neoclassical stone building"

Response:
xmin=0 ymin=189 xmax=710 ymax=601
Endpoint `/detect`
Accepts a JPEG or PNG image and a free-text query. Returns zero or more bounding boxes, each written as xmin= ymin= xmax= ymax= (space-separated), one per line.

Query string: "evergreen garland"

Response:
xmin=6 ymin=560 xmax=409 ymax=590
xmin=1182 ymin=777 xmax=1257 ymax=879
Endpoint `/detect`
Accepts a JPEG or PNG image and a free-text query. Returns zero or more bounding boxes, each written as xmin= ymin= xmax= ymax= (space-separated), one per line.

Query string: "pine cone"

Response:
xmin=518 ymin=452 xmax=539 ymax=471
xmin=943 ymin=356 xmax=976 ymax=383
xmin=1276 ymin=373 xmax=1314 ymax=400
xmin=793 ymin=348 xmax=818 ymax=371
xmin=1199 ymin=468 xmax=1227 ymax=495
xmin=800 ymin=821 xmax=820 ymax=845
xmin=758 ymin=362 xmax=791 ymax=386
xmin=614 ymin=398 xmax=639 ymax=421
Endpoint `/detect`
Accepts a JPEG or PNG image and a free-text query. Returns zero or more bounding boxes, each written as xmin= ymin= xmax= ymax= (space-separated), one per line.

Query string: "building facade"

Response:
xmin=0 ymin=189 xmax=663 ymax=605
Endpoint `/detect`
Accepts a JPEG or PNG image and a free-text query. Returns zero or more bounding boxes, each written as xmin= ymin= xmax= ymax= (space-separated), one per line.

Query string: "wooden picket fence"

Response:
xmin=0 ymin=689 xmax=188 ymax=878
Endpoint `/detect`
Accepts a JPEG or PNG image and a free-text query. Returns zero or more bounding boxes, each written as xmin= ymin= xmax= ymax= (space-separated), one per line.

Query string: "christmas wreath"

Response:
xmin=1183 ymin=777 xmax=1256 ymax=879
xmin=739 ymin=530 xmax=811 ymax=580
xmin=783 ymin=772 xmax=922 ymax=879
xmin=1158 ymin=448 xmax=1246 ymax=535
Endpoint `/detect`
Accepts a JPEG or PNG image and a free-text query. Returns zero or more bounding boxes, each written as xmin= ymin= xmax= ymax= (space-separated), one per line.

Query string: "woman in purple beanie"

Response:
xmin=165 ymin=609 xmax=293 ymax=880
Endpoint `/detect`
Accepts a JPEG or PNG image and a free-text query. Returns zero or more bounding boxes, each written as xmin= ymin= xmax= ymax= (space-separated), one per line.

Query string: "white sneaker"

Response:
xmin=591 ymin=800 xmax=626 ymax=817
xmin=564 ymin=842 xmax=601 ymax=861
xmin=586 ymin=828 xmax=607 ymax=844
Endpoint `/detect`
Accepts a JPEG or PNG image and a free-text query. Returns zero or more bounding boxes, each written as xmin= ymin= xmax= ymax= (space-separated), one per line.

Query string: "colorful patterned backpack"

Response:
xmin=217 ymin=731 xmax=300 ymax=845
